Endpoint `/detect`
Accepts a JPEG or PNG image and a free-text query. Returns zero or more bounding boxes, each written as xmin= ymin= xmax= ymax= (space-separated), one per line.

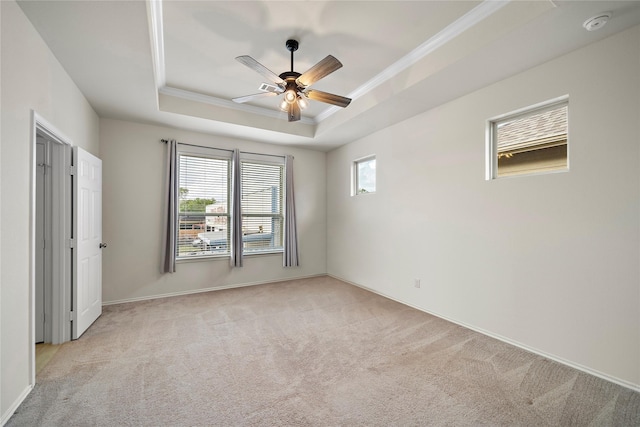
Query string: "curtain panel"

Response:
xmin=284 ymin=155 xmax=299 ymax=267
xmin=161 ymin=139 xmax=178 ymax=273
xmin=230 ymin=149 xmax=243 ymax=267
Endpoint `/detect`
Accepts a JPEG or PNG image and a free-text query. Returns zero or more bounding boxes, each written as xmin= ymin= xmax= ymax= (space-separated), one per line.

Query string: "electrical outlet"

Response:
xmin=414 ymin=279 xmax=421 ymax=288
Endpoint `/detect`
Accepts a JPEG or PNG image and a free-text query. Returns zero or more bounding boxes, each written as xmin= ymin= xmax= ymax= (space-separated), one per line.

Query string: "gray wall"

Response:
xmin=99 ymin=119 xmax=327 ymax=304
xmin=326 ymin=25 xmax=640 ymax=389
xmin=1 ymin=0 xmax=99 ymax=421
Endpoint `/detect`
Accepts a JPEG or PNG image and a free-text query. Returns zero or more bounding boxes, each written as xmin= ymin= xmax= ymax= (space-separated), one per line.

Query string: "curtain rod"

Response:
xmin=161 ymin=139 xmax=287 ymax=159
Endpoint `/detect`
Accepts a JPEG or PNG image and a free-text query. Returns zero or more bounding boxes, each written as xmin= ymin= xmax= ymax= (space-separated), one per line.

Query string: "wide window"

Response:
xmin=241 ymin=157 xmax=284 ymax=254
xmin=488 ymin=98 xmax=568 ymax=178
xmin=176 ymin=148 xmax=285 ymax=260
xmin=354 ymin=155 xmax=376 ymax=195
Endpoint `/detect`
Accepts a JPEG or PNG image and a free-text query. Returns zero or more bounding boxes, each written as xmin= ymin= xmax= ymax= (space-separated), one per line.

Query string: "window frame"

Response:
xmin=353 ymin=155 xmax=376 ymax=196
xmin=486 ymin=96 xmax=569 ymax=180
xmin=240 ymin=155 xmax=285 ymax=256
xmin=176 ymin=147 xmax=232 ymax=260
xmin=175 ymin=147 xmax=286 ymax=262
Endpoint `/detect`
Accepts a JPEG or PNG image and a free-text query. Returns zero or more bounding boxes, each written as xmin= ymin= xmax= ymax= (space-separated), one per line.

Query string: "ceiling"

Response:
xmin=17 ymin=1 xmax=640 ymax=151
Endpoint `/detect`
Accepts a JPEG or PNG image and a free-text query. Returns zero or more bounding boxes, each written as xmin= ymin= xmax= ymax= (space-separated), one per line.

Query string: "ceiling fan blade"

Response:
xmin=296 ymin=55 xmax=343 ymax=87
xmin=288 ymin=102 xmax=301 ymax=122
xmin=232 ymin=92 xmax=277 ymax=104
xmin=305 ymin=90 xmax=351 ymax=108
xmin=236 ymin=55 xmax=284 ymax=85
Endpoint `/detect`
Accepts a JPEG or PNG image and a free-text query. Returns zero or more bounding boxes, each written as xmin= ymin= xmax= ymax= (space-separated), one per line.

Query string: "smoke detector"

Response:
xmin=583 ymin=12 xmax=611 ymax=31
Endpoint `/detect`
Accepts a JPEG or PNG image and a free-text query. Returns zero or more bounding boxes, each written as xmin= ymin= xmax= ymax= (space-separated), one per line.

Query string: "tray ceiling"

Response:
xmin=17 ymin=1 xmax=640 ymax=150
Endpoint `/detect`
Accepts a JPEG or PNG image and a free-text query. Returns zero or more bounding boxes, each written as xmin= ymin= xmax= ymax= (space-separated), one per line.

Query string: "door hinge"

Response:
xmin=67 ymin=238 xmax=75 ymax=249
xmin=69 ymin=311 xmax=76 ymax=322
xmin=69 ymin=165 xmax=77 ymax=176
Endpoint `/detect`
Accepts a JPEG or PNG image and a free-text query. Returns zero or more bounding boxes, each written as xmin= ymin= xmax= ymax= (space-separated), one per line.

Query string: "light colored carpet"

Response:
xmin=35 ymin=343 xmax=61 ymax=375
xmin=8 ymin=276 xmax=640 ymax=426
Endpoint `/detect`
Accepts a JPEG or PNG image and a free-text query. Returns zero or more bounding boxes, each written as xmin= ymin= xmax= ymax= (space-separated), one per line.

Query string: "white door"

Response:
xmin=72 ymin=147 xmax=103 ymax=339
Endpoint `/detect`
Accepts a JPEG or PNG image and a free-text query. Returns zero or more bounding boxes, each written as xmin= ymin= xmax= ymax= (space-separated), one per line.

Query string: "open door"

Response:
xmin=72 ymin=147 xmax=103 ymax=339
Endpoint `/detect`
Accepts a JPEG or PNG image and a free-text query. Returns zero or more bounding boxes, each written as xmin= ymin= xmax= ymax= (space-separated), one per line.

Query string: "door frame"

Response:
xmin=35 ymin=137 xmax=53 ymax=344
xmin=29 ymin=111 xmax=73 ymax=383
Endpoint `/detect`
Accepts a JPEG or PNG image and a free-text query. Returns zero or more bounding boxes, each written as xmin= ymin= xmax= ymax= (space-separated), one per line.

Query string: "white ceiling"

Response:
xmin=17 ymin=0 xmax=640 ymax=151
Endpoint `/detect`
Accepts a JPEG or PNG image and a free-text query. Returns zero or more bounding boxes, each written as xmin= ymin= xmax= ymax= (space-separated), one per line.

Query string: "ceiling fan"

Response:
xmin=232 ymin=39 xmax=352 ymax=122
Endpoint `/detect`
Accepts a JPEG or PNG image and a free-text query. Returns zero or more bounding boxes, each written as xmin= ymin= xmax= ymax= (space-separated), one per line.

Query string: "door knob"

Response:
xmin=99 ymin=243 xmax=108 ymax=249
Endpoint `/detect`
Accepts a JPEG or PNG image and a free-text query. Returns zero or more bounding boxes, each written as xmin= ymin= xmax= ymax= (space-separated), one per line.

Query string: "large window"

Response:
xmin=176 ymin=148 xmax=284 ymax=260
xmin=488 ymin=98 xmax=568 ymax=179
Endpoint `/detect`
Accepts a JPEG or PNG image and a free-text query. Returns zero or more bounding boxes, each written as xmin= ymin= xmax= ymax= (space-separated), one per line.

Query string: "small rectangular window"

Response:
xmin=354 ymin=156 xmax=376 ymax=195
xmin=488 ymin=98 xmax=568 ymax=179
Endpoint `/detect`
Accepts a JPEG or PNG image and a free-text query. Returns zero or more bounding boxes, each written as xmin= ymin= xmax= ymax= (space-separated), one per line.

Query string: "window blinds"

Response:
xmin=241 ymin=160 xmax=284 ymax=254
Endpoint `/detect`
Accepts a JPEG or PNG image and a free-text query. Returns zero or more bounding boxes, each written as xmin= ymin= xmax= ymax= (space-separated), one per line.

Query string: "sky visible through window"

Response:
xmin=179 ymin=155 xmax=228 ymax=204
xmin=357 ymin=158 xmax=376 ymax=193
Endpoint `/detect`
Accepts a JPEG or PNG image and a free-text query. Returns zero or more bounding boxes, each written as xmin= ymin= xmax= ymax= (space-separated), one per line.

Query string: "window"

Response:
xmin=488 ymin=98 xmax=568 ymax=178
xmin=354 ymin=155 xmax=376 ymax=195
xmin=176 ymin=148 xmax=284 ymax=260
xmin=241 ymin=158 xmax=284 ymax=254
xmin=178 ymin=150 xmax=231 ymax=258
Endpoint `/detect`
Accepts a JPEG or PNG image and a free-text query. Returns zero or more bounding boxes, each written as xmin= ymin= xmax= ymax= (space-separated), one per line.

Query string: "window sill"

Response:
xmin=176 ymin=250 xmax=283 ymax=264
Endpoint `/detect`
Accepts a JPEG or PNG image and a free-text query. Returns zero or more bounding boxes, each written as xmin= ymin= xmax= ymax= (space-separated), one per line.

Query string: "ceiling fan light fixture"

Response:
xmin=280 ymin=99 xmax=289 ymax=111
xmin=297 ymin=96 xmax=308 ymax=110
xmin=284 ymin=89 xmax=297 ymax=104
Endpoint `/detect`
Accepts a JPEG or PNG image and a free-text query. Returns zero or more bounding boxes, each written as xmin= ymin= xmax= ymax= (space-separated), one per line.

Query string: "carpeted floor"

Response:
xmin=8 ymin=276 xmax=640 ymax=426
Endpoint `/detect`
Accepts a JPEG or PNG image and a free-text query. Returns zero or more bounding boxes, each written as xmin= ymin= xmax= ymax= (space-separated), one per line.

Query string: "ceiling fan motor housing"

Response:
xmin=279 ymin=72 xmax=302 ymax=103
xmin=286 ymin=39 xmax=299 ymax=52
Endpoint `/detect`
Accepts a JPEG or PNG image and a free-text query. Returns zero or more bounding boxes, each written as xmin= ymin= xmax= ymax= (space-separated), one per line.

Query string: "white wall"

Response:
xmin=100 ymin=119 xmax=326 ymax=304
xmin=327 ymin=26 xmax=640 ymax=389
xmin=0 ymin=1 xmax=99 ymax=422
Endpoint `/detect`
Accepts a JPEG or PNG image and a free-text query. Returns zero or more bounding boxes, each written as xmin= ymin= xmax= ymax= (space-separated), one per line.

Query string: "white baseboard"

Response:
xmin=1 ymin=384 xmax=33 ymax=426
xmin=329 ymin=274 xmax=640 ymax=393
xmin=102 ymin=274 xmax=325 ymax=306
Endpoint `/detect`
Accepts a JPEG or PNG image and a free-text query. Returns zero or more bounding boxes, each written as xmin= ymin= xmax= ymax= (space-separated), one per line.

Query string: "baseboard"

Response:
xmin=1 ymin=384 xmax=33 ymax=426
xmin=102 ymin=274 xmax=326 ymax=306
xmin=329 ymin=274 xmax=640 ymax=393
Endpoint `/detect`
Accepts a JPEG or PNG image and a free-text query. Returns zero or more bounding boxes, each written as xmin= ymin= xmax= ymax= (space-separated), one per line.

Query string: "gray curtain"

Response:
xmin=230 ymin=149 xmax=243 ymax=267
xmin=161 ymin=139 xmax=178 ymax=273
xmin=284 ymin=155 xmax=299 ymax=267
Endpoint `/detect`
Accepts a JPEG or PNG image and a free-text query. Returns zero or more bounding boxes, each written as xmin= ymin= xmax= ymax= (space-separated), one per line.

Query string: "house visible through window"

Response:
xmin=354 ymin=156 xmax=376 ymax=195
xmin=176 ymin=148 xmax=285 ymax=260
xmin=488 ymin=98 xmax=568 ymax=178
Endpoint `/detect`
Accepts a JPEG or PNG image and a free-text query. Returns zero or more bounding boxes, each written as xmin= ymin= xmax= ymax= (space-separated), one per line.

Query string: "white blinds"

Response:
xmin=171 ymin=145 xmax=287 ymax=262
xmin=241 ymin=160 xmax=284 ymax=254
xmin=177 ymin=153 xmax=230 ymax=258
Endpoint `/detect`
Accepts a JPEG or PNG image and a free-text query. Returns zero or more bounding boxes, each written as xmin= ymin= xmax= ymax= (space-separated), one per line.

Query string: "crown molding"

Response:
xmin=316 ymin=1 xmax=510 ymax=122
xmin=147 ymin=0 xmax=165 ymax=88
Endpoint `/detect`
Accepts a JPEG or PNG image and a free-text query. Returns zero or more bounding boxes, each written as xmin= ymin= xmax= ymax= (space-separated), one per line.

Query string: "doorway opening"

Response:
xmin=31 ymin=113 xmax=73 ymax=382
